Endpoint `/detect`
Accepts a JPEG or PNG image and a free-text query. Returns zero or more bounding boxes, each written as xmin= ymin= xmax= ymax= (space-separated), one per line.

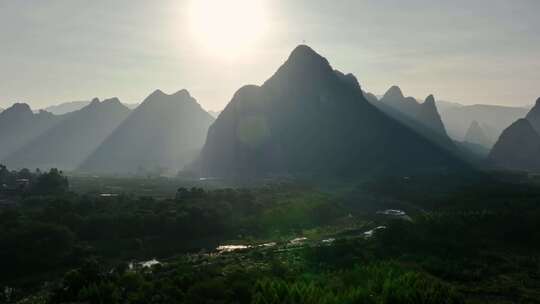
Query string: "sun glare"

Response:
xmin=188 ymin=0 xmax=268 ymax=58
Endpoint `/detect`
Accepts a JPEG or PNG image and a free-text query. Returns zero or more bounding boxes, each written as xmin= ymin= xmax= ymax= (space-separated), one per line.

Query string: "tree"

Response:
xmin=31 ymin=168 xmax=69 ymax=195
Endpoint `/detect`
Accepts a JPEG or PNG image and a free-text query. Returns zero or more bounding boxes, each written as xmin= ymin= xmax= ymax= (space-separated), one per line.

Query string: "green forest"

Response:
xmin=2 ymin=167 xmax=540 ymax=303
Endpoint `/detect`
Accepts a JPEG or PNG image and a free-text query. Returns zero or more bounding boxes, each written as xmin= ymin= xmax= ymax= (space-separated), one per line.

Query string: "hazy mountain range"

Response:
xmin=365 ymin=89 xmax=494 ymax=160
xmin=0 ymin=45 xmax=537 ymax=176
xmin=440 ymin=104 xmax=529 ymax=147
xmin=366 ymin=94 xmax=529 ymax=150
xmin=0 ymin=91 xmax=213 ymax=176
xmin=4 ymin=98 xmax=131 ymax=171
xmin=43 ymin=101 xmax=95 ymax=115
xmin=42 ymin=100 xmax=140 ymax=115
xmin=79 ymin=89 xmax=214 ymax=175
xmin=193 ymin=45 xmax=466 ymax=178
xmin=0 ymin=104 xmax=61 ymax=161
xmin=366 ymin=86 xmax=456 ymax=155
xmin=379 ymin=87 xmax=448 ymax=137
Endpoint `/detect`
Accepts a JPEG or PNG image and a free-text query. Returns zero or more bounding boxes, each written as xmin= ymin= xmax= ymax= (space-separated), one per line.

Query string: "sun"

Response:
xmin=188 ymin=0 xmax=268 ymax=58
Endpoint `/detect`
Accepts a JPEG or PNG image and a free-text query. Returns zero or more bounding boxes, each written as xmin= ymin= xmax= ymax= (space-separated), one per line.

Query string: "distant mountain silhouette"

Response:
xmin=0 ymin=103 xmax=60 ymax=161
xmin=464 ymin=121 xmax=493 ymax=148
xmin=418 ymin=95 xmax=448 ymax=135
xmin=368 ymin=87 xmax=455 ymax=153
xmin=0 ymin=107 xmax=4 ymax=113
xmin=193 ymin=45 xmax=466 ymax=178
xmin=378 ymin=86 xmax=449 ymax=137
xmin=44 ymin=101 xmax=91 ymax=115
xmin=378 ymin=86 xmax=412 ymax=109
xmin=4 ymin=98 xmax=131 ymax=171
xmin=489 ymin=119 xmax=540 ymax=172
xmin=441 ymin=104 xmax=528 ymax=143
xmin=44 ymin=100 xmax=139 ymax=115
xmin=525 ymin=98 xmax=540 ymax=133
xmin=80 ymin=89 xmax=214 ymax=175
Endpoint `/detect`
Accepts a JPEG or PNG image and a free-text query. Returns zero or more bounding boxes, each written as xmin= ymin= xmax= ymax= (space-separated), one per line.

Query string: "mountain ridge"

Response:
xmin=3 ymin=98 xmax=131 ymax=171
xmin=378 ymin=87 xmax=449 ymax=138
xmin=194 ymin=45 xmax=468 ymax=178
xmin=42 ymin=100 xmax=139 ymax=115
xmin=80 ymin=89 xmax=215 ymax=175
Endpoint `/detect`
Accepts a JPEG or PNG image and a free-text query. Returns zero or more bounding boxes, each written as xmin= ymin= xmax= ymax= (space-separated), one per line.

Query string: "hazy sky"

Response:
xmin=1 ymin=0 xmax=539 ymax=111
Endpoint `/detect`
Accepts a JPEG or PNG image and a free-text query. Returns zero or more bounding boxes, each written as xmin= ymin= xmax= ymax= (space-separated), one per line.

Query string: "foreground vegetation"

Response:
xmin=2 ymin=167 xmax=540 ymax=303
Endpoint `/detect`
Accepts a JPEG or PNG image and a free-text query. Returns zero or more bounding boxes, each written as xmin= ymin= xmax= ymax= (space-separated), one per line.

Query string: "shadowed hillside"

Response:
xmin=43 ymin=101 xmax=92 ymax=115
xmin=489 ymin=119 xmax=540 ymax=172
xmin=489 ymin=98 xmax=540 ymax=172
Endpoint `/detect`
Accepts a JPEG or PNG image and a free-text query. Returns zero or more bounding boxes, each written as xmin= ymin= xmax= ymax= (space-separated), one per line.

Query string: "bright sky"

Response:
xmin=1 ymin=0 xmax=539 ymax=111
